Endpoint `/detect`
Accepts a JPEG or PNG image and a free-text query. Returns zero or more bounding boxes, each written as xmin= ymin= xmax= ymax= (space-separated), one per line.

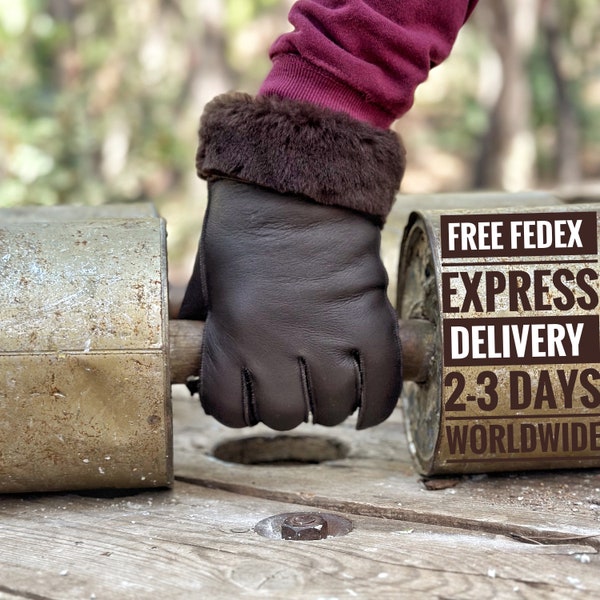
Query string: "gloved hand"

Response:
xmin=179 ymin=93 xmax=406 ymax=430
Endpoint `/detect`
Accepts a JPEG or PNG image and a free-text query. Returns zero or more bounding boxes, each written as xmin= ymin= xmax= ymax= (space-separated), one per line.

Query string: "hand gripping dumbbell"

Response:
xmin=1 ymin=198 xmax=598 ymax=493
xmin=0 ymin=202 xmax=432 ymax=493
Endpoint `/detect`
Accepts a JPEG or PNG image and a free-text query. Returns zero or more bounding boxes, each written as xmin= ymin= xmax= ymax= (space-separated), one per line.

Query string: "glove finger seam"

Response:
xmin=298 ymin=357 xmax=314 ymax=424
xmin=351 ymin=350 xmax=366 ymax=426
xmin=241 ymin=368 xmax=259 ymax=427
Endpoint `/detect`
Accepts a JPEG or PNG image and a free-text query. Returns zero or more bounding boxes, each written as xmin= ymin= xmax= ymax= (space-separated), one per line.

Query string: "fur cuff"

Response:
xmin=197 ymin=93 xmax=406 ymax=219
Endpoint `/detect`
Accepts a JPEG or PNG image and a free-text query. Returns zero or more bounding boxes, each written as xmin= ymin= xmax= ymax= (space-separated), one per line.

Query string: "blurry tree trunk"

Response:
xmin=191 ymin=0 xmax=237 ymax=110
xmin=473 ymin=0 xmax=538 ymax=190
xmin=46 ymin=0 xmax=81 ymax=88
xmin=540 ymin=0 xmax=581 ymax=185
xmin=47 ymin=0 xmax=77 ymax=23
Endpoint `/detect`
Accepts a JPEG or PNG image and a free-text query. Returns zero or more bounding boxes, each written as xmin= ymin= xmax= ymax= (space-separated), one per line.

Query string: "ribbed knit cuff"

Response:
xmin=258 ymin=55 xmax=396 ymax=130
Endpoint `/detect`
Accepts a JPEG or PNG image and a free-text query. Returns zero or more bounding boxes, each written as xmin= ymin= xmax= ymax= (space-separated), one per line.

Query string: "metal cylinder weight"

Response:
xmin=0 ymin=204 xmax=172 ymax=493
xmin=397 ymin=200 xmax=600 ymax=475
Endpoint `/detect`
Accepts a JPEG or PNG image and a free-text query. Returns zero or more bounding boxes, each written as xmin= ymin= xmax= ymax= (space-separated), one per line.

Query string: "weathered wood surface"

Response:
xmin=0 ymin=476 xmax=597 ymax=599
xmin=174 ymin=389 xmax=600 ymax=545
xmin=0 ymin=388 xmax=598 ymax=599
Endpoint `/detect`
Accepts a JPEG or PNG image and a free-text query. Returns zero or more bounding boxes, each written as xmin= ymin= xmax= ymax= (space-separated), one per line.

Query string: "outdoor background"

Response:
xmin=1 ymin=0 xmax=599 ymax=284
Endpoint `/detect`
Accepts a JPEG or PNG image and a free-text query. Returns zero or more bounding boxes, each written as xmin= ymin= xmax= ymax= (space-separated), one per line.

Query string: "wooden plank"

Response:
xmin=0 ymin=481 xmax=597 ymax=599
xmin=173 ymin=387 xmax=600 ymax=544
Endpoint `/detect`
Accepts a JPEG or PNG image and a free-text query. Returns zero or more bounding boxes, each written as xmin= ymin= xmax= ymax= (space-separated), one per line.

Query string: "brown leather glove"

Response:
xmin=179 ymin=93 xmax=406 ymax=430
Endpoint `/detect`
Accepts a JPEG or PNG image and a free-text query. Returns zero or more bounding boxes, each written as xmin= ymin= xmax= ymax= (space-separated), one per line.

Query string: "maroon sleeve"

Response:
xmin=259 ymin=0 xmax=479 ymax=128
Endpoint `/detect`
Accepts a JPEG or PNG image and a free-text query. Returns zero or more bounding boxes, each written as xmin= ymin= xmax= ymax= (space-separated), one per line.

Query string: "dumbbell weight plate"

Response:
xmin=0 ymin=204 xmax=172 ymax=493
xmin=397 ymin=202 xmax=600 ymax=475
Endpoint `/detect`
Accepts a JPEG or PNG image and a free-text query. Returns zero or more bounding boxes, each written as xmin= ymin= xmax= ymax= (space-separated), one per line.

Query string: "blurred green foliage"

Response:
xmin=1 ymin=0 xmax=598 ymax=217
xmin=1 ymin=1 xmax=174 ymax=206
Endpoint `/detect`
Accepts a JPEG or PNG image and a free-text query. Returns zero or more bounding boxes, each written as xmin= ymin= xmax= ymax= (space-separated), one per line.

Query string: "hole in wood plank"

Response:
xmin=212 ymin=435 xmax=349 ymax=466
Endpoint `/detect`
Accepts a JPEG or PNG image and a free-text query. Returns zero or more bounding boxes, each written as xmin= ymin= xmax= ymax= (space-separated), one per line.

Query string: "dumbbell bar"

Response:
xmin=169 ymin=318 xmax=434 ymax=387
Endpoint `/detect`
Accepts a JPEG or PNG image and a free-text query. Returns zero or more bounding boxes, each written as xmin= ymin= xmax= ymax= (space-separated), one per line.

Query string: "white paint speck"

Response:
xmin=567 ymin=576 xmax=585 ymax=590
xmin=575 ymin=554 xmax=591 ymax=564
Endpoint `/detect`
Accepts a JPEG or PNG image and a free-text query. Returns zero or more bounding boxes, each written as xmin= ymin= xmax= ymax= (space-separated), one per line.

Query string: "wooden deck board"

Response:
xmin=174 ymin=389 xmax=600 ymax=544
xmin=0 ymin=481 xmax=597 ymax=599
xmin=1 ymin=387 xmax=598 ymax=599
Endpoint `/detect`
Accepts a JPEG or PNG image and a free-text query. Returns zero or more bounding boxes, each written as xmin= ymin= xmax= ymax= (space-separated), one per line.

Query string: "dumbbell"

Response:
xmin=397 ymin=200 xmax=600 ymax=476
xmin=0 ymin=202 xmax=434 ymax=493
xmin=1 ymin=198 xmax=598 ymax=493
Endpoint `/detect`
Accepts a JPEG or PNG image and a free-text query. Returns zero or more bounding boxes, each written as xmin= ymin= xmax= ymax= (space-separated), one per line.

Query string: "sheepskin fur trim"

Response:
xmin=196 ymin=93 xmax=406 ymax=219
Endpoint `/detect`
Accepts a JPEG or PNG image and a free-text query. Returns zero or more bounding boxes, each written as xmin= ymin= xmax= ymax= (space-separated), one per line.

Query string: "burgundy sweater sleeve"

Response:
xmin=259 ymin=0 xmax=479 ymax=129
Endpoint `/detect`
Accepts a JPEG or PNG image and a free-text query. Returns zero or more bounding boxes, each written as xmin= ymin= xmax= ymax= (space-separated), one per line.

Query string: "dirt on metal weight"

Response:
xmin=0 ymin=204 xmax=172 ymax=493
xmin=397 ymin=199 xmax=600 ymax=475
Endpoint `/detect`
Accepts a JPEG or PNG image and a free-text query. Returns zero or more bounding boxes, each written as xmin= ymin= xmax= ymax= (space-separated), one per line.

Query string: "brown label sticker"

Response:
xmin=443 ymin=315 xmax=600 ymax=366
xmin=436 ymin=209 xmax=600 ymax=472
xmin=441 ymin=212 xmax=597 ymax=258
